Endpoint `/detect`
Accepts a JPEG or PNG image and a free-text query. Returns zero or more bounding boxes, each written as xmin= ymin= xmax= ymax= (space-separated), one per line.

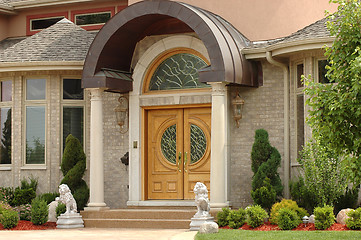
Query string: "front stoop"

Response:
xmin=81 ymin=209 xmax=198 ymax=229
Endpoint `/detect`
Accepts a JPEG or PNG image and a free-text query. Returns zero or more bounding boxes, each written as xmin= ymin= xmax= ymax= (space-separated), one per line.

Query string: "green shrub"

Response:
xmin=31 ymin=197 xmax=48 ymax=225
xmin=12 ymin=187 xmax=36 ymax=206
xmin=245 ymin=205 xmax=268 ymax=228
xmin=314 ymin=205 xmax=335 ymax=230
xmin=56 ymin=202 xmax=66 ymax=217
xmin=289 ymin=177 xmax=318 ymax=214
xmin=216 ymin=208 xmax=231 ymax=227
xmin=0 ymin=209 xmax=19 ymax=229
xmin=251 ymin=178 xmax=276 ymax=211
xmin=14 ymin=204 xmax=32 ymax=221
xmin=20 ymin=176 xmax=38 ymax=192
xmin=60 ymin=134 xmax=89 ymax=210
xmin=277 ymin=208 xmax=301 ymax=230
xmin=39 ymin=192 xmax=59 ymax=205
xmin=0 ymin=187 xmax=14 ymax=205
xmin=227 ymin=208 xmax=246 ymax=229
xmin=270 ymin=199 xmax=308 ymax=225
xmin=298 ymin=139 xmax=348 ymax=208
xmin=346 ymin=208 xmax=361 ymax=230
xmin=335 ymin=186 xmax=359 ymax=214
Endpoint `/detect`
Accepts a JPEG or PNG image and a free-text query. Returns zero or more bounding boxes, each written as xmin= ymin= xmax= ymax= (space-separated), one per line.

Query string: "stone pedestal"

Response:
xmin=56 ymin=213 xmax=84 ymax=229
xmin=190 ymin=216 xmax=215 ymax=231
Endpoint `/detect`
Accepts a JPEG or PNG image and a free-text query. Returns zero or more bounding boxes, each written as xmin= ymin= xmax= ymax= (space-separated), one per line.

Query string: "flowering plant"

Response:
xmin=15 ymin=204 xmax=32 ymax=221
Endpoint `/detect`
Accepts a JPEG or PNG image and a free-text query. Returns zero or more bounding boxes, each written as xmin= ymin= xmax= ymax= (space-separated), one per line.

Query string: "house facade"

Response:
xmin=0 ymin=0 xmax=337 ymax=209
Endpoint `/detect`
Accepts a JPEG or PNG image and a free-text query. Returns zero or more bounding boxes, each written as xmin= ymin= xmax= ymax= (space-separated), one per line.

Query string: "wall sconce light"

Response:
xmin=232 ymin=93 xmax=245 ymax=128
xmin=114 ymin=96 xmax=129 ymax=134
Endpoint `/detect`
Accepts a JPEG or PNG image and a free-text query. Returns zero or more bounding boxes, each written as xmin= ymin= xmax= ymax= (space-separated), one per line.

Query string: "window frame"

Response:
xmin=60 ymin=77 xmax=86 ymax=156
xmin=0 ymin=79 xmax=13 ymax=167
xmin=26 ymin=12 xmax=68 ymax=36
xmin=23 ymin=77 xmax=47 ymax=166
xmin=294 ymin=61 xmax=305 ymax=160
xmin=143 ymin=48 xmax=211 ymax=95
xmin=315 ymin=58 xmax=332 ymax=84
xmin=70 ymin=7 xmax=115 ymax=31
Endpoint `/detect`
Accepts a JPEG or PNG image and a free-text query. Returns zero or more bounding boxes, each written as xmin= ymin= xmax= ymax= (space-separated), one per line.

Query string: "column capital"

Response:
xmin=209 ymin=82 xmax=227 ymax=96
xmin=89 ymin=88 xmax=104 ymax=100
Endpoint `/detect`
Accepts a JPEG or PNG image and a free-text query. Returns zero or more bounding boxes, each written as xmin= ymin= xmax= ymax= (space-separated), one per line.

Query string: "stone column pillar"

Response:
xmin=209 ymin=82 xmax=229 ymax=208
xmin=85 ymin=88 xmax=108 ymax=211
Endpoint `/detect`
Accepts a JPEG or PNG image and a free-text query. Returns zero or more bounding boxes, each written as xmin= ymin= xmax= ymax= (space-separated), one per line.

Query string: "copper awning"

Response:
xmin=82 ymin=0 xmax=262 ymax=92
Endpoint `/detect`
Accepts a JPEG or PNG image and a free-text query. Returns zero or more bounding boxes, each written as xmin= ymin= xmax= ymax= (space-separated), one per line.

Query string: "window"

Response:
xmin=62 ymin=79 xmax=84 ymax=150
xmin=145 ymin=50 xmax=210 ymax=92
xmin=71 ymin=7 xmax=115 ymax=31
xmin=26 ymin=12 xmax=68 ymax=35
xmin=25 ymin=78 xmax=46 ymax=164
xmin=318 ymin=59 xmax=331 ymax=84
xmin=0 ymin=80 xmax=12 ymax=165
xmin=75 ymin=12 xmax=111 ymax=26
xmin=295 ymin=63 xmax=305 ymax=158
xmin=31 ymin=17 xmax=64 ymax=31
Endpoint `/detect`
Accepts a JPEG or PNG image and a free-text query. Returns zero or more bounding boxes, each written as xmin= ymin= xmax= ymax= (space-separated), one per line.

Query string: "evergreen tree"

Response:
xmin=251 ymin=129 xmax=283 ymax=209
xmin=60 ymin=134 xmax=89 ymax=210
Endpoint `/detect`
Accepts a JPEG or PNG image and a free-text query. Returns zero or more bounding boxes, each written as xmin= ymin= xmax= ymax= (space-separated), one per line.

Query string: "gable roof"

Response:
xmin=0 ymin=18 xmax=95 ymax=63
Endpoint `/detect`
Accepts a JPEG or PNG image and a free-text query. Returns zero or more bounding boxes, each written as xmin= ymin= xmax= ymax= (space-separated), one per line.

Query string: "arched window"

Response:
xmin=145 ymin=49 xmax=210 ymax=92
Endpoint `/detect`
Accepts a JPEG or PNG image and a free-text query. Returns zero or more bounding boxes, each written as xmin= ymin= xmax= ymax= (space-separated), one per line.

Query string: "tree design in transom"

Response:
xmin=149 ymin=53 xmax=209 ymax=91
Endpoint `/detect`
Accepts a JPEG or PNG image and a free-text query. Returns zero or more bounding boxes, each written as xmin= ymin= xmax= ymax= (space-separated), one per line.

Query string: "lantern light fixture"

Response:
xmin=114 ymin=96 xmax=129 ymax=134
xmin=232 ymin=93 xmax=245 ymax=128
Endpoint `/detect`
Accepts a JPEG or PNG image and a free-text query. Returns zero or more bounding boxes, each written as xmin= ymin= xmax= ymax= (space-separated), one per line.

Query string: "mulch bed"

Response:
xmin=221 ymin=222 xmax=353 ymax=231
xmin=0 ymin=221 xmax=57 ymax=230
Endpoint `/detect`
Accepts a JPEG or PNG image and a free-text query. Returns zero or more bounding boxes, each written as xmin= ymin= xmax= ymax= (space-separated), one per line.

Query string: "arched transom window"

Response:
xmin=145 ymin=49 xmax=210 ymax=92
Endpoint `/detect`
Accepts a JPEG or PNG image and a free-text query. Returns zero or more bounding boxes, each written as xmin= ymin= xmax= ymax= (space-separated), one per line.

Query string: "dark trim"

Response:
xmin=82 ymin=0 xmax=261 ymax=92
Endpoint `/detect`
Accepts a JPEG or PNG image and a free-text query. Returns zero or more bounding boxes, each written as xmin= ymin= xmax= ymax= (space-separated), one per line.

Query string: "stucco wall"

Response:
xmin=129 ymin=0 xmax=337 ymax=41
xmin=229 ymin=61 xmax=285 ymax=208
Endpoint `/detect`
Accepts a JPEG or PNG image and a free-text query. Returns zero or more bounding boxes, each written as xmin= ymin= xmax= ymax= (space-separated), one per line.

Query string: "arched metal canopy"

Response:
xmin=82 ymin=0 xmax=261 ymax=92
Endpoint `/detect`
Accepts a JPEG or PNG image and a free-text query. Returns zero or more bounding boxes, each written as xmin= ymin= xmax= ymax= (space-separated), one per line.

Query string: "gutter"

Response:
xmin=266 ymin=51 xmax=290 ymax=198
xmin=0 ymin=4 xmax=15 ymax=15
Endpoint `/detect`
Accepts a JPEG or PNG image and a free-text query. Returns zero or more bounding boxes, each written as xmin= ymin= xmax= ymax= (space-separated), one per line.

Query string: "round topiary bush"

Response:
xmin=245 ymin=205 xmax=268 ymax=228
xmin=0 ymin=209 xmax=19 ymax=229
xmin=270 ymin=199 xmax=308 ymax=225
xmin=277 ymin=208 xmax=302 ymax=230
xmin=216 ymin=207 xmax=231 ymax=227
xmin=227 ymin=208 xmax=246 ymax=229
xmin=314 ymin=205 xmax=335 ymax=230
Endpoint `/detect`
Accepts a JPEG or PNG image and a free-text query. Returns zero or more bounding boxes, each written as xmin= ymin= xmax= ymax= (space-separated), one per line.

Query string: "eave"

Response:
xmin=243 ymin=37 xmax=335 ymax=59
xmin=0 ymin=61 xmax=84 ymax=72
xmin=11 ymin=0 xmax=94 ymax=10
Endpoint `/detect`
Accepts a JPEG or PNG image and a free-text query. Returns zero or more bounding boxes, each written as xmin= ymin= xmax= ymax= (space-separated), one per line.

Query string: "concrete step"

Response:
xmin=81 ymin=209 xmax=196 ymax=220
xmin=83 ymin=218 xmax=191 ymax=229
xmin=81 ymin=208 xmax=220 ymax=229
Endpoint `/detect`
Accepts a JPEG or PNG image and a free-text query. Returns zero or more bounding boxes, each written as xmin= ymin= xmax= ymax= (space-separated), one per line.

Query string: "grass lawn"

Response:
xmin=195 ymin=229 xmax=361 ymax=240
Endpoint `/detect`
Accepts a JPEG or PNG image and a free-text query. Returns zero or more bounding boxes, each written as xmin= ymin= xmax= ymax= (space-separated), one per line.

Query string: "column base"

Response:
xmin=84 ymin=202 xmax=109 ymax=211
xmin=210 ymin=202 xmax=230 ymax=209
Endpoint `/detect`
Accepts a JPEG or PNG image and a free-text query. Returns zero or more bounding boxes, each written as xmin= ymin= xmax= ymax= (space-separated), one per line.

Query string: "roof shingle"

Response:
xmin=0 ymin=18 xmax=95 ymax=62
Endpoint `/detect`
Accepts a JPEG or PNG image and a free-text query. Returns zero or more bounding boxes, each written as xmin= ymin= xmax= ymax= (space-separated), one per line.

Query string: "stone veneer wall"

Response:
xmin=102 ymin=91 xmax=129 ymax=208
xmin=229 ymin=61 xmax=285 ymax=208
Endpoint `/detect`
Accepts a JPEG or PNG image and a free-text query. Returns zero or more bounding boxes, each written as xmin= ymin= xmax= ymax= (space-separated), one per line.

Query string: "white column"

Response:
xmin=85 ymin=88 xmax=108 ymax=211
xmin=209 ymin=82 xmax=229 ymax=208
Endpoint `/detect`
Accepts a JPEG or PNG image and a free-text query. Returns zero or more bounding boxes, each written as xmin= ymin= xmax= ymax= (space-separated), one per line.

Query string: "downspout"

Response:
xmin=266 ymin=51 xmax=290 ymax=198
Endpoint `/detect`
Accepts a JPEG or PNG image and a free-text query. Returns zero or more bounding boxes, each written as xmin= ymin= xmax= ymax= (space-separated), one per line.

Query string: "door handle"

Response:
xmin=177 ymin=152 xmax=182 ymax=172
xmin=184 ymin=152 xmax=188 ymax=173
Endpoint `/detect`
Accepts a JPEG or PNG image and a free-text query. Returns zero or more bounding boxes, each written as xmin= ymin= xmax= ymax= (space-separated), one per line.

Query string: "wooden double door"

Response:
xmin=147 ymin=107 xmax=211 ymax=200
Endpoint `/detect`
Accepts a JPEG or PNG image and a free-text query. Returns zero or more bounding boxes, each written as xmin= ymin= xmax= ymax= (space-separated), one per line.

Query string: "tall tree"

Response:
xmin=304 ymin=0 xmax=361 ymax=184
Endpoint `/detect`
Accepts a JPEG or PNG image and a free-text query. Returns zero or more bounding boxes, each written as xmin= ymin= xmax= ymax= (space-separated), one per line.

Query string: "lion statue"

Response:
xmin=56 ymin=184 xmax=77 ymax=215
xmin=193 ymin=182 xmax=210 ymax=217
